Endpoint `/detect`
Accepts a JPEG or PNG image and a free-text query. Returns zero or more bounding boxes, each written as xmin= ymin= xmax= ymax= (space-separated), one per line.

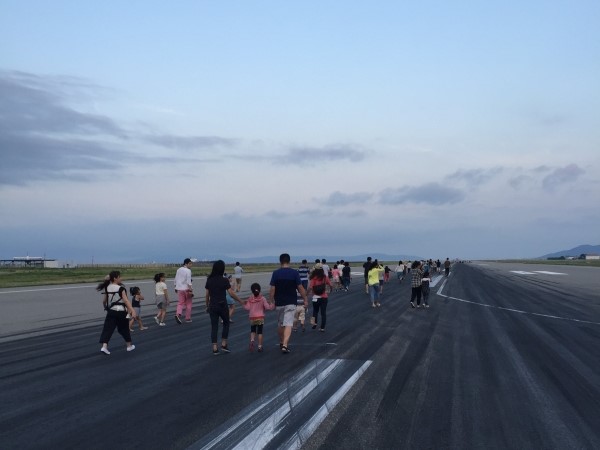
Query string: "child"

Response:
xmin=293 ymin=292 xmax=307 ymax=332
xmin=129 ymin=287 xmax=148 ymax=331
xmin=422 ymin=270 xmax=431 ymax=308
xmin=331 ymin=264 xmax=341 ymax=291
xmin=226 ymin=275 xmax=237 ymax=322
xmin=243 ymin=283 xmax=274 ymax=352
xmin=154 ymin=273 xmax=169 ymax=326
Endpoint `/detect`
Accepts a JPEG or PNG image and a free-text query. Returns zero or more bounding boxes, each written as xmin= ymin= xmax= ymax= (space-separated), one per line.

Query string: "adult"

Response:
xmin=298 ymin=259 xmax=310 ymax=291
xmin=341 ymin=261 xmax=351 ymax=291
xmin=395 ymin=260 xmax=405 ymax=282
xmin=362 ymin=256 xmax=372 ymax=294
xmin=436 ymin=259 xmax=442 ymax=274
xmin=410 ymin=260 xmax=424 ymax=308
xmin=367 ymin=261 xmax=384 ymax=307
xmin=269 ymin=253 xmax=308 ymax=354
xmin=174 ymin=258 xmax=194 ymax=324
xmin=308 ymin=266 xmax=332 ymax=332
xmin=233 ymin=262 xmax=244 ymax=292
xmin=321 ymin=258 xmax=331 ymax=278
xmin=205 ymin=260 xmax=244 ymax=355
xmin=97 ymin=271 xmax=137 ymax=355
xmin=444 ymin=258 xmax=451 ymax=277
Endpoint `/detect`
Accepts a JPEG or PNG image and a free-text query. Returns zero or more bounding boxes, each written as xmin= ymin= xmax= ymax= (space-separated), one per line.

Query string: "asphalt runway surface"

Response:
xmin=1 ymin=262 xmax=599 ymax=449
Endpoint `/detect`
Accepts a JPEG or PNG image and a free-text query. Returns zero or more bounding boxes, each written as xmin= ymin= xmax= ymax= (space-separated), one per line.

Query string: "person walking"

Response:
xmin=297 ymin=259 xmax=310 ymax=291
xmin=97 ymin=271 xmax=136 ymax=355
xmin=205 ymin=260 xmax=244 ymax=355
xmin=410 ymin=260 xmax=424 ymax=308
xmin=243 ymin=283 xmax=274 ymax=352
xmin=362 ymin=256 xmax=372 ymax=294
xmin=153 ymin=272 xmax=169 ymax=326
xmin=269 ymin=253 xmax=308 ymax=354
xmin=234 ymin=262 xmax=244 ymax=292
xmin=128 ymin=286 xmax=147 ymax=331
xmin=422 ymin=269 xmax=431 ymax=308
xmin=341 ymin=261 xmax=351 ymax=291
xmin=395 ymin=261 xmax=406 ymax=282
xmin=444 ymin=258 xmax=451 ymax=277
xmin=367 ymin=261 xmax=384 ymax=307
xmin=308 ymin=266 xmax=332 ymax=332
xmin=174 ymin=258 xmax=194 ymax=324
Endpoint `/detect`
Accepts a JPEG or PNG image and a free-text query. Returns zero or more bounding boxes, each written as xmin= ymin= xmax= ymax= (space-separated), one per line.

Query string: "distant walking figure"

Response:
xmin=308 ymin=266 xmax=332 ymax=332
xmin=410 ymin=261 xmax=424 ymax=308
xmin=174 ymin=258 xmax=194 ymax=324
xmin=153 ymin=272 xmax=170 ymax=326
xmin=234 ymin=262 xmax=244 ymax=292
xmin=444 ymin=258 xmax=451 ymax=277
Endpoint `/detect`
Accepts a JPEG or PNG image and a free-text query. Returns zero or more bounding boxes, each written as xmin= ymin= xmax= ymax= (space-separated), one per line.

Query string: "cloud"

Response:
xmin=445 ymin=167 xmax=503 ymax=187
xmin=380 ymin=182 xmax=465 ymax=205
xmin=274 ymin=144 xmax=367 ymax=166
xmin=143 ymin=134 xmax=237 ymax=151
xmin=508 ymin=174 xmax=533 ymax=190
xmin=323 ymin=191 xmax=373 ymax=206
xmin=542 ymin=164 xmax=585 ymax=191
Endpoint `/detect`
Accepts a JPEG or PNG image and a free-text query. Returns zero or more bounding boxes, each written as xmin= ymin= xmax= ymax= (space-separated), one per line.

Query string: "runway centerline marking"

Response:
xmin=436 ymin=280 xmax=600 ymax=326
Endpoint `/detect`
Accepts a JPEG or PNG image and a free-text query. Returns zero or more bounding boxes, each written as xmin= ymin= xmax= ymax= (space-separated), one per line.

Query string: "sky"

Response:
xmin=1 ymin=1 xmax=599 ymax=263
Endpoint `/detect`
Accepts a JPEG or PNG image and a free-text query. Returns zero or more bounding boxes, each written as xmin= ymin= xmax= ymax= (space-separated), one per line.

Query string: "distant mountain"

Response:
xmin=540 ymin=244 xmax=600 ymax=259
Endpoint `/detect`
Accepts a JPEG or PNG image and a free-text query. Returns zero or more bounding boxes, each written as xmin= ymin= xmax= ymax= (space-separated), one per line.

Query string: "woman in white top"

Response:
xmin=97 ymin=271 xmax=137 ymax=355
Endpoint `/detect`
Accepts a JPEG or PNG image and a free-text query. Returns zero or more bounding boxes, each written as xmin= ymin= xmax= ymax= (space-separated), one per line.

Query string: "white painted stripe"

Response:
xmin=510 ymin=271 xmax=537 ymax=275
xmin=280 ymin=360 xmax=373 ymax=450
xmin=436 ymin=282 xmax=600 ymax=326
xmin=534 ymin=271 xmax=567 ymax=275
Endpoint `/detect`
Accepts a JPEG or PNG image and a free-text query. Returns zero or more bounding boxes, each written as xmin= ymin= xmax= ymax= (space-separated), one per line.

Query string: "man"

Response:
xmin=297 ymin=259 xmax=310 ymax=291
xmin=174 ymin=258 xmax=193 ymax=324
xmin=444 ymin=258 xmax=451 ymax=277
xmin=269 ymin=253 xmax=308 ymax=354
xmin=233 ymin=262 xmax=244 ymax=292
xmin=362 ymin=256 xmax=372 ymax=294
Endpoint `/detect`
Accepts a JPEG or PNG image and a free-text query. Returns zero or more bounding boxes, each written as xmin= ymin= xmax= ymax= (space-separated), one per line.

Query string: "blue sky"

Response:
xmin=1 ymin=1 xmax=599 ymax=263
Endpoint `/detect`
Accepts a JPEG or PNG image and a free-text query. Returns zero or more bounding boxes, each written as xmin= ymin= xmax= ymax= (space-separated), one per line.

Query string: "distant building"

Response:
xmin=0 ymin=257 xmax=60 ymax=268
xmin=584 ymin=254 xmax=600 ymax=260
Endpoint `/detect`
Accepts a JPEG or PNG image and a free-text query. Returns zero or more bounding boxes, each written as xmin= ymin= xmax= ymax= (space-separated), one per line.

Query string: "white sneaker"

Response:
xmin=154 ymin=316 xmax=160 ymax=325
xmin=127 ymin=345 xmax=136 ymax=352
xmin=159 ymin=322 xmax=166 ymax=326
xmin=100 ymin=347 xmax=110 ymax=355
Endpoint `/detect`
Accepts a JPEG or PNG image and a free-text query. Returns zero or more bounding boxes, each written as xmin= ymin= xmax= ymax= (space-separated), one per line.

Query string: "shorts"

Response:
xmin=226 ymin=293 xmax=234 ymax=306
xmin=294 ymin=305 xmax=306 ymax=322
xmin=250 ymin=318 xmax=265 ymax=326
xmin=132 ymin=307 xmax=140 ymax=317
xmin=276 ymin=305 xmax=296 ymax=327
xmin=156 ymin=295 xmax=168 ymax=310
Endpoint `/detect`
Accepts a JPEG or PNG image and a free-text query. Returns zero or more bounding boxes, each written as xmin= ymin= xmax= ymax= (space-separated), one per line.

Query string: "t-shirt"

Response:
xmin=297 ymin=265 xmax=309 ymax=281
xmin=155 ymin=281 xmax=167 ymax=296
xmin=270 ymin=267 xmax=301 ymax=306
xmin=342 ymin=265 xmax=351 ymax=277
xmin=205 ymin=276 xmax=231 ymax=310
xmin=106 ymin=284 xmax=127 ymax=311
xmin=131 ymin=295 xmax=140 ymax=308
xmin=234 ymin=265 xmax=243 ymax=278
xmin=174 ymin=266 xmax=192 ymax=291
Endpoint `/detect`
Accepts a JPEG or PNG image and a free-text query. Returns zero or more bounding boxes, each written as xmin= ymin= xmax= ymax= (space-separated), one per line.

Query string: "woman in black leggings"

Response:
xmin=308 ymin=266 xmax=332 ymax=331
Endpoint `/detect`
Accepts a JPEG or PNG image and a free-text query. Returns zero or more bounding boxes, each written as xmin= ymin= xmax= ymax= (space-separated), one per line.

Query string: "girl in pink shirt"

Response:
xmin=243 ymin=283 xmax=275 ymax=352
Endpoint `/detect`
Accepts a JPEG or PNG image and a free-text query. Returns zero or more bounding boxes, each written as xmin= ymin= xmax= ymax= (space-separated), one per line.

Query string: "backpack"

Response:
xmin=313 ymin=281 xmax=326 ymax=295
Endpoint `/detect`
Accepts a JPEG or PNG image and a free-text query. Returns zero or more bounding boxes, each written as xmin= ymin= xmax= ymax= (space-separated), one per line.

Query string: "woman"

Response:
xmin=205 ymin=260 xmax=244 ymax=355
xmin=97 ymin=271 xmax=137 ymax=355
xmin=308 ymin=266 xmax=332 ymax=331
xmin=367 ymin=261 xmax=384 ymax=308
xmin=410 ymin=260 xmax=424 ymax=308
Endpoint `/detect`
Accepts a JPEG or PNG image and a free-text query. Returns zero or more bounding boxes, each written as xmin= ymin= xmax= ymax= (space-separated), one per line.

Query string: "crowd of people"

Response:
xmin=96 ymin=254 xmax=452 ymax=355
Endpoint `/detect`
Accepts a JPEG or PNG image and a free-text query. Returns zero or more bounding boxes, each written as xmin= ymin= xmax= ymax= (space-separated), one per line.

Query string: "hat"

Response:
xmin=314 ymin=263 xmax=323 ymax=269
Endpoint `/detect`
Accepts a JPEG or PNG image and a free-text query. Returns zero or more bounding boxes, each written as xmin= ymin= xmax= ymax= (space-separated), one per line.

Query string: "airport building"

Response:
xmin=0 ymin=257 xmax=60 ymax=268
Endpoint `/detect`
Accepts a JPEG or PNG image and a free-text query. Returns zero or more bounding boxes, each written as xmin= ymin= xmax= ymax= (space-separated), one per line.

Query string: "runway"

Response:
xmin=1 ymin=262 xmax=599 ymax=449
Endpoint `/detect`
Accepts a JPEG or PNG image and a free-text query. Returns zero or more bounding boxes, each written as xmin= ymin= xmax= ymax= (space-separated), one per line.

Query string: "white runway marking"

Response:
xmin=509 ymin=270 xmax=567 ymax=276
xmin=191 ymin=358 xmax=372 ymax=450
xmin=436 ymin=280 xmax=600 ymax=326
